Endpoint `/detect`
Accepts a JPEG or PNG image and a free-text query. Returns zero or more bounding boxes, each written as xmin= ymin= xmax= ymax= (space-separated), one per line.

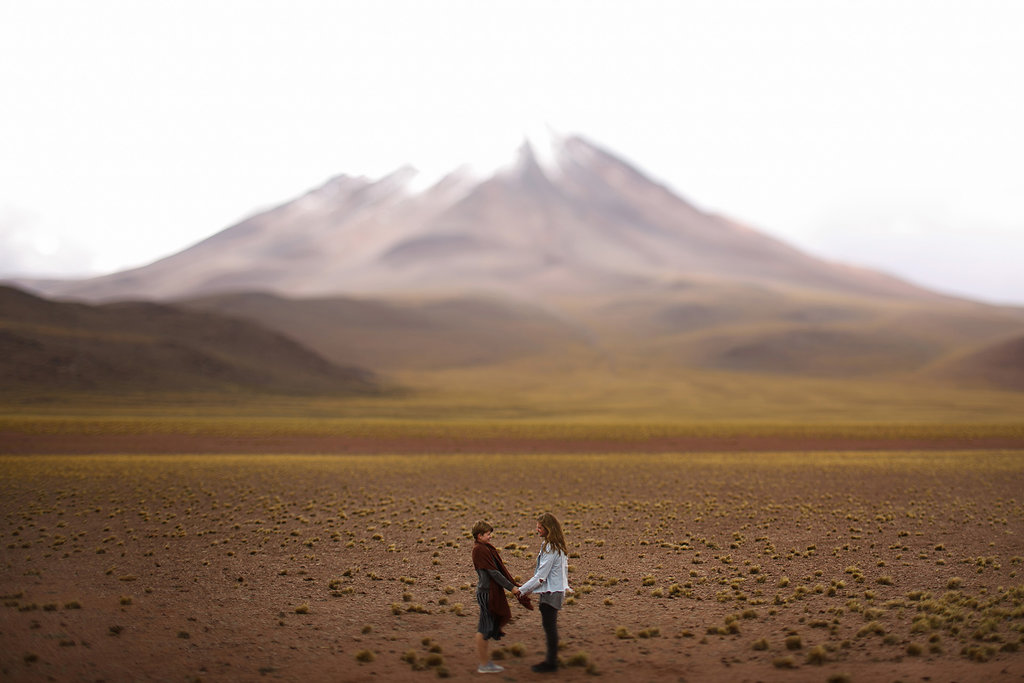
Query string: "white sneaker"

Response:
xmin=478 ymin=661 xmax=504 ymax=673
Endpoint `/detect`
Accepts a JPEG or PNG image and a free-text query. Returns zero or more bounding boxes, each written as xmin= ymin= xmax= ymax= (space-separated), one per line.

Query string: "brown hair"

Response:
xmin=537 ymin=512 xmax=567 ymax=555
xmin=471 ymin=521 xmax=493 ymax=540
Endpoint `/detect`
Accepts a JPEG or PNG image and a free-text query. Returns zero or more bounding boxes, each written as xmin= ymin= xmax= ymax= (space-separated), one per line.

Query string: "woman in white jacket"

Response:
xmin=515 ymin=512 xmax=571 ymax=673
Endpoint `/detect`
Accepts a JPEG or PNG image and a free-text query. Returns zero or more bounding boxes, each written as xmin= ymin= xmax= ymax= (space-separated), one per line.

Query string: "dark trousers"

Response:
xmin=540 ymin=603 xmax=559 ymax=664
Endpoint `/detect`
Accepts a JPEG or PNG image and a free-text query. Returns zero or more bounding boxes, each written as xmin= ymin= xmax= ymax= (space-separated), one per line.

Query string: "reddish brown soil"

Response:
xmin=2 ymin=432 xmax=1023 ymax=455
xmin=2 ymin=451 xmax=1023 ymax=682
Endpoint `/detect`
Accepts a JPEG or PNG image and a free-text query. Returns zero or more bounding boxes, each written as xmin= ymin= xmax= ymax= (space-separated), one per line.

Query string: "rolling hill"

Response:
xmin=930 ymin=335 xmax=1024 ymax=391
xmin=0 ymin=286 xmax=378 ymax=395
xmin=180 ymin=291 xmax=595 ymax=372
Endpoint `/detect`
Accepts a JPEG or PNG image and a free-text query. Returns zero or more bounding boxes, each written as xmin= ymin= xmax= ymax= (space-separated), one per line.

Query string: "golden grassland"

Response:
xmin=4 ymin=359 xmax=1024 ymax=423
xmin=2 ymin=451 xmax=1023 ymax=681
xmin=2 ymin=366 xmax=1024 ymax=446
xmin=1 ymin=413 xmax=1023 ymax=443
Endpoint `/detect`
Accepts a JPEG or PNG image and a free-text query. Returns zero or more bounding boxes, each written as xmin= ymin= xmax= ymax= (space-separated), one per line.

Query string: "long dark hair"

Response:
xmin=537 ymin=512 xmax=567 ymax=555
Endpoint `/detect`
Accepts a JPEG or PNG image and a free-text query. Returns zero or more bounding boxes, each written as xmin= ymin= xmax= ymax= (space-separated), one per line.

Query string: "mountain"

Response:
xmin=0 ymin=286 xmax=378 ymax=395
xmin=17 ymin=134 xmax=937 ymax=304
xmin=7 ymin=133 xmax=1024 ymax=396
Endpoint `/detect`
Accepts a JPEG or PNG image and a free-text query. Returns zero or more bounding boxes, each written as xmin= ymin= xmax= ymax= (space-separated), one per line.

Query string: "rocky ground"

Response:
xmin=2 ymin=446 xmax=1023 ymax=682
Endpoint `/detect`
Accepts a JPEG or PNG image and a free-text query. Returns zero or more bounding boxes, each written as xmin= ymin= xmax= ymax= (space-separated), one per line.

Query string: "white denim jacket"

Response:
xmin=519 ymin=544 xmax=571 ymax=595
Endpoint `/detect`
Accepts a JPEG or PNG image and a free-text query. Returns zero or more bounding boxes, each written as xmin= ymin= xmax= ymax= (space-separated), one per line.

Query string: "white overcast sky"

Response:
xmin=1 ymin=0 xmax=1022 ymax=304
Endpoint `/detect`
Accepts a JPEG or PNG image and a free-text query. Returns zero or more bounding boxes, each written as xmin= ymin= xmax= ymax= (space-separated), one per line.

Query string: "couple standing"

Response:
xmin=471 ymin=513 xmax=570 ymax=674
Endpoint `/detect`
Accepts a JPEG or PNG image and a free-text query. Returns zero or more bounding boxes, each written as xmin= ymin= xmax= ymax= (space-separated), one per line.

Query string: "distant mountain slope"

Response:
xmin=175 ymin=284 xmax=1024 ymax=389
xmin=930 ymin=335 xmax=1024 ymax=391
xmin=0 ymin=286 xmax=377 ymax=395
xmin=17 ymin=134 xmax=939 ymax=304
xmin=586 ymin=285 xmax=1024 ymax=380
xmin=180 ymin=291 xmax=596 ymax=371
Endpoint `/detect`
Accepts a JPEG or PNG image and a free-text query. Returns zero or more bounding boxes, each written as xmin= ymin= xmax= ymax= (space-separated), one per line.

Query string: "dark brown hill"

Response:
xmin=0 ymin=286 xmax=377 ymax=395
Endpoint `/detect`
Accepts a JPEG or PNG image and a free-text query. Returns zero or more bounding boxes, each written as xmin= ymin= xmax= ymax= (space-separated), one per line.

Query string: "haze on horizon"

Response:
xmin=1 ymin=0 xmax=1022 ymax=306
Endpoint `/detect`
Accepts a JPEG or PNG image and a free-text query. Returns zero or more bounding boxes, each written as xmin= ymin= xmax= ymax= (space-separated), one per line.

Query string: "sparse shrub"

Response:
xmin=615 ymin=626 xmax=634 ymax=639
xmin=805 ymin=645 xmax=827 ymax=665
xmin=964 ymin=645 xmax=996 ymax=662
xmin=355 ymin=650 xmax=375 ymax=663
xmin=566 ymin=651 xmax=591 ymax=667
xmin=785 ymin=635 xmax=802 ymax=650
xmin=772 ymin=656 xmax=795 ymax=669
xmin=295 ymin=603 xmax=309 ymax=614
xmin=752 ymin=638 xmax=769 ymax=650
xmin=857 ymin=621 xmax=885 ymax=637
xmin=907 ymin=642 xmax=923 ymax=656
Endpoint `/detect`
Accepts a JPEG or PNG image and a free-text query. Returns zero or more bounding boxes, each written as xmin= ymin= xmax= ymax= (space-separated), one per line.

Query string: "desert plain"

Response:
xmin=5 ymin=111 xmax=1024 ymax=683
xmin=2 ymin=403 xmax=1024 ymax=683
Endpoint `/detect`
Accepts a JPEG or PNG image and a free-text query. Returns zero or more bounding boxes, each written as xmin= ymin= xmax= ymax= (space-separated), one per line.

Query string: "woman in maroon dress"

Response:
xmin=471 ymin=520 xmax=522 ymax=674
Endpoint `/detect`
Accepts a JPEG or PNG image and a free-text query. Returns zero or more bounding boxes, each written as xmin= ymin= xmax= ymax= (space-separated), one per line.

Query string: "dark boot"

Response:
xmin=536 ymin=603 xmax=559 ymax=671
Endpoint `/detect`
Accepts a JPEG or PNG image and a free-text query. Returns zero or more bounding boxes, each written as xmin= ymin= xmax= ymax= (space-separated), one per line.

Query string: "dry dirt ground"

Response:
xmin=2 ymin=446 xmax=1023 ymax=683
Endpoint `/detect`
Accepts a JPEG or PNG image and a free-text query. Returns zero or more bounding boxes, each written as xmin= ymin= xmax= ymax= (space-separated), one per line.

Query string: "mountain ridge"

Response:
xmin=11 ymin=134 xmax=943 ymax=304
